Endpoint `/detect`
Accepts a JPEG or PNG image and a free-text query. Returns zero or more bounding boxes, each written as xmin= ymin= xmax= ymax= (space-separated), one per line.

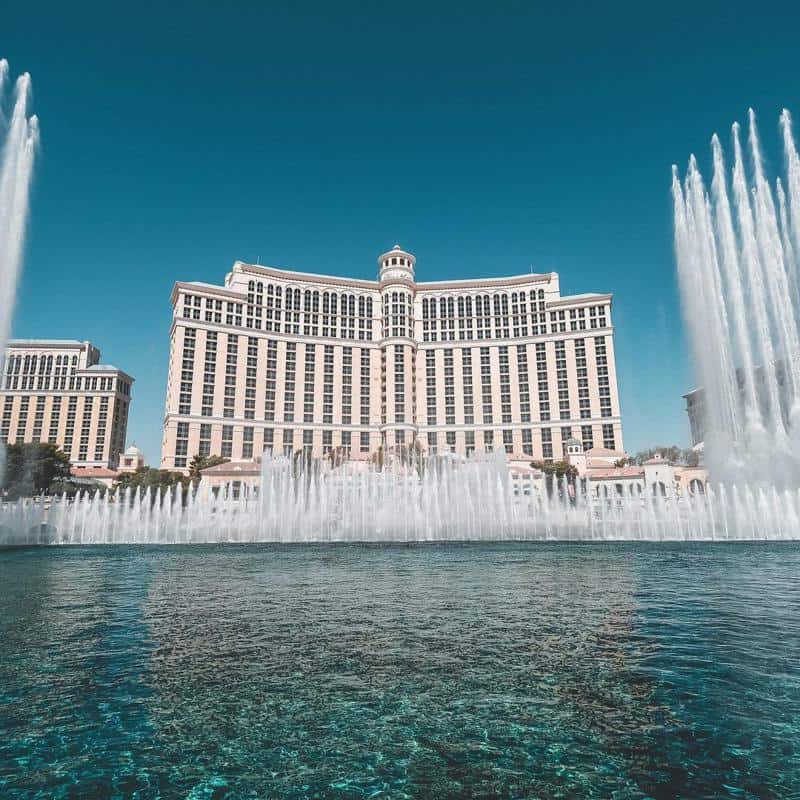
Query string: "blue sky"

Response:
xmin=4 ymin=1 xmax=800 ymax=465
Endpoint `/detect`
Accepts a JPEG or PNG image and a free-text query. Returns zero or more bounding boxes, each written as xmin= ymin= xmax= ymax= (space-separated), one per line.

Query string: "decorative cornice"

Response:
xmin=547 ymin=293 xmax=612 ymax=308
xmin=236 ymin=262 xmax=378 ymax=291
xmin=170 ymin=281 xmax=246 ymax=304
xmin=416 ymin=273 xmax=556 ymax=291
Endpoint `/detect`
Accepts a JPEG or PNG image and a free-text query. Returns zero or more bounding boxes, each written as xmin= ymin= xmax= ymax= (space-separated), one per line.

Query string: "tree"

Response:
xmin=530 ymin=460 xmax=577 ymax=480
xmin=115 ymin=467 xmax=190 ymax=495
xmin=327 ymin=446 xmax=349 ymax=469
xmin=1 ymin=442 xmax=72 ymax=498
xmin=531 ymin=459 xmax=578 ymax=501
xmin=188 ymin=454 xmax=229 ymax=485
xmin=630 ymin=446 xmax=699 ymax=467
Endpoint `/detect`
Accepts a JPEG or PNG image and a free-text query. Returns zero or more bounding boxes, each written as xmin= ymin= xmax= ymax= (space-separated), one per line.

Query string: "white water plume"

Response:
xmin=0 ymin=60 xmax=38 ymax=489
xmin=0 ymin=60 xmax=38 ymax=368
xmin=1 ymin=452 xmax=794 ymax=545
xmin=673 ymin=109 xmax=800 ymax=485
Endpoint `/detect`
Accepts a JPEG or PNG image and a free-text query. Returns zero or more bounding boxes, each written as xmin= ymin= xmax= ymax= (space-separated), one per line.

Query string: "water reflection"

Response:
xmin=1 ymin=543 xmax=798 ymax=798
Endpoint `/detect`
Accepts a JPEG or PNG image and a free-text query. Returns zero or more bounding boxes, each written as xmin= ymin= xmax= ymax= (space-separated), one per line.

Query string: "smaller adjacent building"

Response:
xmin=564 ymin=441 xmax=708 ymax=497
xmin=1 ymin=339 xmax=134 ymax=469
xmin=116 ymin=444 xmax=146 ymax=473
xmin=67 ymin=445 xmax=147 ymax=489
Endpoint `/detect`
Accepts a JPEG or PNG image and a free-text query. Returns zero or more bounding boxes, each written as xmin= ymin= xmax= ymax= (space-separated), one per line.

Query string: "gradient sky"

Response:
xmin=4 ymin=1 xmax=800 ymax=465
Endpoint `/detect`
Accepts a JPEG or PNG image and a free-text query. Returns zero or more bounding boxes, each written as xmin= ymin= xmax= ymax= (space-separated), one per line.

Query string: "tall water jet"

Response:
xmin=0 ymin=60 xmax=38 ymax=488
xmin=673 ymin=109 xmax=800 ymax=486
xmin=0 ymin=60 xmax=38 ymax=364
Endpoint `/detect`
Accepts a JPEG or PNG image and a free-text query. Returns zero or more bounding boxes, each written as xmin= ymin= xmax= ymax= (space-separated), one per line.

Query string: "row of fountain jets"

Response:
xmin=3 ymin=57 xmax=800 ymax=542
xmin=3 ymin=453 xmax=799 ymax=544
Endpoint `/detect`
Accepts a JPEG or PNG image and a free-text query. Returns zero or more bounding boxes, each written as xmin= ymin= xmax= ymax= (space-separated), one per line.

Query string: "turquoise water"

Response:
xmin=0 ymin=544 xmax=799 ymax=799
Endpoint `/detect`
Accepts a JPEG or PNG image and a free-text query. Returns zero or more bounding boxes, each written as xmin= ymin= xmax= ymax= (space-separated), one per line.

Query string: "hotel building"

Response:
xmin=161 ymin=246 xmax=623 ymax=470
xmin=1 ymin=340 xmax=134 ymax=469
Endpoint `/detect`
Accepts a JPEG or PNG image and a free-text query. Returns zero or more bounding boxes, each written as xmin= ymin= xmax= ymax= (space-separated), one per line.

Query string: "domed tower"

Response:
xmin=377 ymin=245 xmax=417 ymax=453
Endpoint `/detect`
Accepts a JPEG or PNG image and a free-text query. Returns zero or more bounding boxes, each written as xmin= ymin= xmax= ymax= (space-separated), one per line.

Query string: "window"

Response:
xmin=242 ymin=426 xmax=254 ymax=458
xmin=555 ymin=340 xmax=570 ymax=421
xmin=304 ymin=344 xmax=316 ymax=423
xmin=581 ymin=424 xmax=594 ymax=452
xmin=498 ymin=346 xmax=511 ymax=423
xmin=283 ymin=342 xmax=297 ymax=422
xmin=221 ymin=425 xmax=233 ymax=458
xmin=175 ymin=422 xmax=189 ymax=468
xmin=178 ymin=328 xmax=196 ymax=415
xmin=461 ymin=348 xmax=474 ymax=425
xmin=394 ymin=347 xmax=405 ymax=423
xmin=602 ymin=423 xmax=615 ymax=450
xmin=541 ymin=427 xmax=553 ymax=461
xmin=443 ymin=349 xmax=455 ymax=425
xmin=522 ymin=428 xmax=533 ymax=456
xmin=536 ymin=342 xmax=550 ymax=421
xmin=342 ymin=347 xmax=352 ymax=425
xmin=199 ymin=423 xmax=212 ymax=457
xmin=244 ymin=337 xmax=258 ymax=419
xmin=480 ymin=347 xmax=493 ymax=423
xmin=264 ymin=339 xmax=277 ymax=421
xmin=426 ymin=350 xmax=437 ymax=425
xmin=201 ymin=332 xmax=217 ymax=417
xmin=223 ymin=334 xmax=238 ymax=419
xmin=360 ymin=349 xmax=371 ymax=425
xmin=575 ymin=338 xmax=590 ymax=419
xmin=323 ymin=346 xmax=334 ymax=423
xmin=595 ymin=337 xmax=612 ymax=418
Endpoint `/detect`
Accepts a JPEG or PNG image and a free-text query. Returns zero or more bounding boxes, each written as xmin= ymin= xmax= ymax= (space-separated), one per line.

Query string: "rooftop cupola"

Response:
xmin=378 ymin=244 xmax=416 ymax=286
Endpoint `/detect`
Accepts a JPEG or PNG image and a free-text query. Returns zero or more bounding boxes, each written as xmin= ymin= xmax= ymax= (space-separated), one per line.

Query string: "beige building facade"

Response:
xmin=1 ymin=340 xmax=133 ymax=469
xmin=161 ymin=246 xmax=624 ymax=470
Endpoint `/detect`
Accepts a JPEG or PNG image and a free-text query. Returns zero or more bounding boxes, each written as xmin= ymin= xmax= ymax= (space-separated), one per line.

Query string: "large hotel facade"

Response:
xmin=0 ymin=340 xmax=134 ymax=469
xmin=161 ymin=246 xmax=623 ymax=470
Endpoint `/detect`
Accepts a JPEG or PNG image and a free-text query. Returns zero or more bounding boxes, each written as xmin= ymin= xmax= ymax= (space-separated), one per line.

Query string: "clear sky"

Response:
xmin=4 ymin=1 xmax=800 ymax=465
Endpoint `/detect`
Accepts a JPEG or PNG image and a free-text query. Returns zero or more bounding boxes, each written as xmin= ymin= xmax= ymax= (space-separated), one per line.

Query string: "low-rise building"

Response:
xmin=117 ymin=444 xmax=146 ymax=473
xmin=564 ymin=441 xmax=709 ymax=497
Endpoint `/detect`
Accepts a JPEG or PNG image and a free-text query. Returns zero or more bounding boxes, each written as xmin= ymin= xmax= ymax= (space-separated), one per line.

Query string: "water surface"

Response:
xmin=1 ymin=543 xmax=798 ymax=798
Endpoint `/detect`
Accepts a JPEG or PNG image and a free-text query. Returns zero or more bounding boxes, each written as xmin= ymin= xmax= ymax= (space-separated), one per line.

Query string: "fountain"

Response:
xmin=672 ymin=109 xmax=800 ymax=485
xmin=2 ymin=82 xmax=800 ymax=542
xmin=0 ymin=60 xmax=38 ymax=371
xmin=0 ymin=450 xmax=798 ymax=544
xmin=0 ymin=60 xmax=38 ymax=490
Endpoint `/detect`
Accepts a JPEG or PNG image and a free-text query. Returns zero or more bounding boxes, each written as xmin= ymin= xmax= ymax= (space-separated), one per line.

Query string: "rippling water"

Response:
xmin=1 ymin=543 xmax=799 ymax=799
